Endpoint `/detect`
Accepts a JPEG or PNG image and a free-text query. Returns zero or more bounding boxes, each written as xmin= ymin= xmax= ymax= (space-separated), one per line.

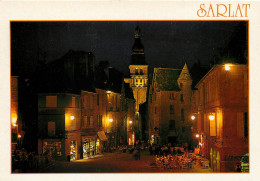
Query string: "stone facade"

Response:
xmin=38 ymin=87 xmax=135 ymax=160
xmin=191 ymin=64 xmax=249 ymax=172
xmin=148 ymin=64 xmax=193 ymax=145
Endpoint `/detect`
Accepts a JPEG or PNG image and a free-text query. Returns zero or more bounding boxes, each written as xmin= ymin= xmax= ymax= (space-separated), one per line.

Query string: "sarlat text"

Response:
xmin=197 ymin=3 xmax=250 ymax=17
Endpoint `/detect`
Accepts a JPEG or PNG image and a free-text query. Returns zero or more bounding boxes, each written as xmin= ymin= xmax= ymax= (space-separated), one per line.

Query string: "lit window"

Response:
xmin=46 ymin=96 xmax=57 ymax=107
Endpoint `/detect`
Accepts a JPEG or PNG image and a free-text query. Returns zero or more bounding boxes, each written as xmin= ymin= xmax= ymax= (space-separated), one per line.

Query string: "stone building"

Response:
xmin=191 ymin=64 xmax=249 ymax=172
xmin=148 ymin=64 xmax=193 ymax=145
xmin=37 ymin=52 xmax=136 ymax=160
xmin=38 ymin=93 xmax=82 ymax=160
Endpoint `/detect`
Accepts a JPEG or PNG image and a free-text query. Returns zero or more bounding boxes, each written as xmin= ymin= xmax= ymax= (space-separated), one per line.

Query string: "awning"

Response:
xmin=98 ymin=131 xmax=108 ymax=141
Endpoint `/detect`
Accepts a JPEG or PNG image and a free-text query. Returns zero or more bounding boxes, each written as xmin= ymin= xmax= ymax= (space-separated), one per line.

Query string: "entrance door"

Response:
xmin=70 ymin=140 xmax=77 ymax=161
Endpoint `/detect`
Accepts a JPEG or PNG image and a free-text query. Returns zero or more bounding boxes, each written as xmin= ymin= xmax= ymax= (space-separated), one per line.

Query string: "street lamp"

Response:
xmin=109 ymin=118 xmax=113 ymax=122
xmin=196 ymin=134 xmax=200 ymax=138
xmin=129 ymin=120 xmax=133 ymax=124
xmin=225 ymin=64 xmax=232 ymax=71
xmin=191 ymin=115 xmax=196 ymax=120
xmin=70 ymin=115 xmax=75 ymax=120
xmin=209 ymin=114 xmax=215 ymax=121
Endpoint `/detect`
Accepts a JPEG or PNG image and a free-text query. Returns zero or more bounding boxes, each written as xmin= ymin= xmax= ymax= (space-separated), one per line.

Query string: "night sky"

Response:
xmin=11 ymin=21 xmax=247 ymax=75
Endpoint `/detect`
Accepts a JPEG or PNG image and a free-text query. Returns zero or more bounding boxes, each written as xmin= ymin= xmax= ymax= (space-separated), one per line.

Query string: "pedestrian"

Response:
xmin=235 ymin=163 xmax=241 ymax=172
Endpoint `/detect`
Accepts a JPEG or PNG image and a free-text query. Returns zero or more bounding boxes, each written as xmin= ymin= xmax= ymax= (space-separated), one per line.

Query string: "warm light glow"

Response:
xmin=18 ymin=134 xmax=21 ymax=138
xmin=191 ymin=115 xmax=196 ymax=120
xmin=70 ymin=115 xmax=75 ymax=120
xmin=107 ymin=90 xmax=111 ymax=94
xmin=12 ymin=113 xmax=17 ymax=126
xmin=199 ymin=143 xmax=203 ymax=146
xmin=129 ymin=121 xmax=133 ymax=124
xmin=196 ymin=134 xmax=200 ymax=138
xmin=225 ymin=64 xmax=232 ymax=71
xmin=209 ymin=114 xmax=215 ymax=121
xmin=109 ymin=119 xmax=113 ymax=122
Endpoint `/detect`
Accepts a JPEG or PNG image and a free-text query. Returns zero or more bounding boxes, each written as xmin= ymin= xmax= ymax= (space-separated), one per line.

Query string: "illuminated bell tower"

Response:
xmin=125 ymin=26 xmax=148 ymax=113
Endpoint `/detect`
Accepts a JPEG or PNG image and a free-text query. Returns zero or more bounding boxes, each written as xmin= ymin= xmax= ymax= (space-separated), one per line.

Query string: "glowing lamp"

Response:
xmin=109 ymin=119 xmax=113 ymax=122
xmin=107 ymin=90 xmax=111 ymax=94
xmin=191 ymin=115 xmax=196 ymax=120
xmin=199 ymin=143 xmax=203 ymax=146
xmin=225 ymin=64 xmax=231 ymax=71
xmin=70 ymin=116 xmax=75 ymax=120
xmin=196 ymin=134 xmax=200 ymax=138
xmin=209 ymin=114 xmax=215 ymax=121
xmin=18 ymin=134 xmax=21 ymax=138
xmin=129 ymin=121 xmax=133 ymax=124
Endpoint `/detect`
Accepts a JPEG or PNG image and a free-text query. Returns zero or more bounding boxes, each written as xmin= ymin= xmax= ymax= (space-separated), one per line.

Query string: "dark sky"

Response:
xmin=11 ymin=21 xmax=247 ymax=75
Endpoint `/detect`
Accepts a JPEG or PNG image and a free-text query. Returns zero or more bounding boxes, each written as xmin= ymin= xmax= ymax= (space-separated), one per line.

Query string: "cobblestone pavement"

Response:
xmin=30 ymin=150 xmax=213 ymax=173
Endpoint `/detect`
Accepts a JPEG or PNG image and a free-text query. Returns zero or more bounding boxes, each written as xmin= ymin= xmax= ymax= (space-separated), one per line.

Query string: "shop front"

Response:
xmin=82 ymin=137 xmax=96 ymax=159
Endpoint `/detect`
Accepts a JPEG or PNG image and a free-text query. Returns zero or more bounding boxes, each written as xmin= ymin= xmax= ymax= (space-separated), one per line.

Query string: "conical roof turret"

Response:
xmin=178 ymin=63 xmax=192 ymax=81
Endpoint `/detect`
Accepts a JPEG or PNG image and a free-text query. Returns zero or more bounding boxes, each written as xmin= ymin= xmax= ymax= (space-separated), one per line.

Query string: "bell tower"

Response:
xmin=125 ymin=26 xmax=148 ymax=113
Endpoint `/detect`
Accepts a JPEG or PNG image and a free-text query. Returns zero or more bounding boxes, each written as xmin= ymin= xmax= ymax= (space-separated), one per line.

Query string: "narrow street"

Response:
xmin=30 ymin=150 xmax=212 ymax=173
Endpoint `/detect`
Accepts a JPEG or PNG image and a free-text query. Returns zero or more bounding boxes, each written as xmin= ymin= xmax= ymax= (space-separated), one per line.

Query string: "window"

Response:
xmin=169 ymin=120 xmax=175 ymax=130
xmin=170 ymin=105 xmax=174 ymax=114
xmin=135 ymin=68 xmax=138 ymax=74
xmin=97 ymin=115 xmax=103 ymax=127
xmin=181 ymin=109 xmax=184 ymax=122
xmin=90 ymin=116 xmax=94 ymax=127
xmin=140 ymin=79 xmax=142 ymax=83
xmin=48 ymin=121 xmax=55 ymax=137
xmin=46 ymin=96 xmax=57 ymax=107
xmin=72 ymin=97 xmax=75 ymax=107
xmin=140 ymin=69 xmax=143 ymax=75
xmin=237 ymin=112 xmax=248 ymax=138
xmin=169 ymin=93 xmax=174 ymax=100
xmin=97 ymin=94 xmax=100 ymax=106
xmin=210 ymin=113 xmax=216 ymax=136
xmin=244 ymin=112 xmax=248 ymax=138
xmin=83 ymin=116 xmax=88 ymax=128
xmin=180 ymin=94 xmax=184 ymax=102
xmin=87 ymin=116 xmax=90 ymax=126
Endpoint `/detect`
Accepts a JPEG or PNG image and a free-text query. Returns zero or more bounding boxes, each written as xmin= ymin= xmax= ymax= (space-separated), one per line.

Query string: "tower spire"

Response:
xmin=131 ymin=26 xmax=146 ymax=65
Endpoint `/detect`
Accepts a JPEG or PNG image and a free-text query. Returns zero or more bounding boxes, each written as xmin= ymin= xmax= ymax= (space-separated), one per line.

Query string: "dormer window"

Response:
xmin=135 ymin=68 xmax=138 ymax=74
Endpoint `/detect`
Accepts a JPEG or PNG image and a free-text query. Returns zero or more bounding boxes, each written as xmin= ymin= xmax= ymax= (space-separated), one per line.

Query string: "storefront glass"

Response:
xmin=70 ymin=140 xmax=77 ymax=161
xmin=96 ymin=139 xmax=100 ymax=154
xmin=83 ymin=138 xmax=96 ymax=158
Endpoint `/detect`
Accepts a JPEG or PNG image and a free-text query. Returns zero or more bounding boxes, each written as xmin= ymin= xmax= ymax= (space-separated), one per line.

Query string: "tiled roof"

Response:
xmin=154 ymin=68 xmax=181 ymax=91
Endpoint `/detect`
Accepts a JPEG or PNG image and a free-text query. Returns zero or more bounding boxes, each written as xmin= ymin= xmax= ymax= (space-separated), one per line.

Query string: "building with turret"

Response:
xmin=148 ymin=64 xmax=193 ymax=145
